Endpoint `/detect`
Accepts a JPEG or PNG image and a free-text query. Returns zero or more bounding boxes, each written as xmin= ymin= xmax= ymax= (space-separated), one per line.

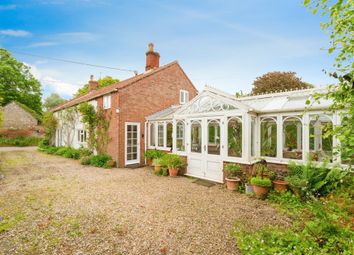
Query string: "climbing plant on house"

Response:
xmin=42 ymin=112 xmax=58 ymax=145
xmin=60 ymin=107 xmax=77 ymax=147
xmin=78 ymin=103 xmax=111 ymax=154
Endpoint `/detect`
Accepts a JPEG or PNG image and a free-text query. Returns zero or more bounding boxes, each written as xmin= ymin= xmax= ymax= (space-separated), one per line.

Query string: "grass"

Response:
xmin=0 ymin=136 xmax=42 ymax=147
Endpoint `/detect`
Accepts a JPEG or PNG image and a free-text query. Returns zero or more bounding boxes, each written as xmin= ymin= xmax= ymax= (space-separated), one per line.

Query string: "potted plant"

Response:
xmin=224 ymin=163 xmax=242 ymax=191
xmin=152 ymin=158 xmax=162 ymax=174
xmin=144 ymin=149 xmax=156 ymax=166
xmin=250 ymin=176 xmax=272 ymax=199
xmin=272 ymin=179 xmax=288 ymax=192
xmin=165 ymin=154 xmax=184 ymax=177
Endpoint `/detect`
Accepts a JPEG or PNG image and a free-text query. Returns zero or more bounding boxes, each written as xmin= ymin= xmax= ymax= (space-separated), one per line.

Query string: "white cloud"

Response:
xmin=0 ymin=29 xmax=31 ymax=37
xmin=27 ymin=63 xmax=82 ymax=98
xmin=27 ymin=41 xmax=59 ymax=48
xmin=0 ymin=4 xmax=16 ymax=10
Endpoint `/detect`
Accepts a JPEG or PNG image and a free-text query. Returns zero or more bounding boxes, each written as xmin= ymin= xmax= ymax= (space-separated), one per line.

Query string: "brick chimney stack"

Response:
xmin=145 ymin=43 xmax=160 ymax=71
xmin=88 ymin=75 xmax=99 ymax=91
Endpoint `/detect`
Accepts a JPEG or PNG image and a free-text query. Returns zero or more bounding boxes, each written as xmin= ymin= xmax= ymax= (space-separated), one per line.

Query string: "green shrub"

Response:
xmin=80 ymin=156 xmax=92 ymax=165
xmin=62 ymin=148 xmax=80 ymax=159
xmin=78 ymin=147 xmax=92 ymax=157
xmin=0 ymin=135 xmax=42 ymax=147
xmin=46 ymin=146 xmax=59 ymax=154
xmin=163 ymin=154 xmax=184 ymax=168
xmin=55 ymin=147 xmax=68 ymax=156
xmin=104 ymin=159 xmax=116 ymax=168
xmin=250 ymin=176 xmax=272 ymax=187
xmin=224 ymin=163 xmax=241 ymax=178
xmin=90 ymin=154 xmax=112 ymax=168
xmin=38 ymin=138 xmax=49 ymax=148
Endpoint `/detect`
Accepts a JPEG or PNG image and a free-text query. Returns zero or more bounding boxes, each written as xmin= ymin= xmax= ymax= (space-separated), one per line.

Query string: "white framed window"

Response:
xmin=180 ymin=90 xmax=189 ymax=105
xmin=78 ymin=130 xmax=87 ymax=143
xmin=158 ymin=123 xmax=164 ymax=147
xmin=149 ymin=123 xmax=156 ymax=147
xmin=176 ymin=121 xmax=185 ymax=151
xmin=103 ymin=94 xmax=111 ymax=109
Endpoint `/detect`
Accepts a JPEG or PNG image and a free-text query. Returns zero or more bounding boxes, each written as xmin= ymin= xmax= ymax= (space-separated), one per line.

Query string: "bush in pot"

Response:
xmin=144 ymin=149 xmax=156 ymax=166
xmin=164 ymin=154 xmax=184 ymax=177
xmin=152 ymin=158 xmax=162 ymax=174
xmin=250 ymin=176 xmax=272 ymax=199
xmin=224 ymin=163 xmax=242 ymax=191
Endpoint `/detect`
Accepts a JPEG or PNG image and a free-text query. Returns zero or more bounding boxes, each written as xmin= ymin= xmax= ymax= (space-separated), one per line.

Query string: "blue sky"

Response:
xmin=0 ymin=0 xmax=335 ymax=99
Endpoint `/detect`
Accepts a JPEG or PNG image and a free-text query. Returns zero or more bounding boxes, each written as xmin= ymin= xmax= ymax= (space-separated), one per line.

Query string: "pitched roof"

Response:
xmin=4 ymin=101 xmax=42 ymax=121
xmin=51 ymin=61 xmax=193 ymax=112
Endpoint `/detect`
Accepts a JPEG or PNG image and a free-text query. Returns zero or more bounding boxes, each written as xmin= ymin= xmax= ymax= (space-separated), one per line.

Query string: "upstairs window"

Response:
xmin=78 ymin=130 xmax=87 ymax=143
xmin=180 ymin=90 xmax=189 ymax=105
xmin=103 ymin=94 xmax=111 ymax=109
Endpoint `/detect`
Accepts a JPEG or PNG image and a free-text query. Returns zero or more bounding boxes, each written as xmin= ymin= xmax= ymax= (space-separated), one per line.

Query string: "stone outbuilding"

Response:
xmin=1 ymin=101 xmax=39 ymax=129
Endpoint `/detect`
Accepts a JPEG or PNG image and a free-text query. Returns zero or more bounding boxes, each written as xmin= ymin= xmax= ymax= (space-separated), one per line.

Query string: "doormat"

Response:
xmin=192 ymin=179 xmax=216 ymax=187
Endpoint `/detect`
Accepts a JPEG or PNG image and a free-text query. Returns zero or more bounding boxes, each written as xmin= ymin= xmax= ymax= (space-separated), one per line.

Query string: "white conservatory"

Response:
xmin=145 ymin=86 xmax=342 ymax=183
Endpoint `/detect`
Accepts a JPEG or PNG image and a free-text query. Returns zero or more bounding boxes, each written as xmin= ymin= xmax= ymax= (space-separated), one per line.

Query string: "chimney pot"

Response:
xmin=145 ymin=42 xmax=160 ymax=71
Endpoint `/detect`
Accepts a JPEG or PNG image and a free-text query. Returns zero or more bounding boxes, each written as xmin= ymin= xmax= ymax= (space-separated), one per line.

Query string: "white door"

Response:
xmin=125 ymin=122 xmax=140 ymax=165
xmin=187 ymin=118 xmax=223 ymax=182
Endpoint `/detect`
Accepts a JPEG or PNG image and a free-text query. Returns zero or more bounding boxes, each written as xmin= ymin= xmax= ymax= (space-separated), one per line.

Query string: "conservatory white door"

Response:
xmin=187 ymin=118 xmax=223 ymax=183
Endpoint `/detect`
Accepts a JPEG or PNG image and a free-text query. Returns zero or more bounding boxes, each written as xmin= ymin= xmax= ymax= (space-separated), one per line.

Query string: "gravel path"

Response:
xmin=0 ymin=150 xmax=290 ymax=255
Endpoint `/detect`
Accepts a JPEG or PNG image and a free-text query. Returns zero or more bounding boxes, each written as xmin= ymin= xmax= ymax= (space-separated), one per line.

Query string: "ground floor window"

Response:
xmin=77 ymin=130 xmax=87 ymax=143
xmin=283 ymin=116 xmax=302 ymax=160
xmin=166 ymin=123 xmax=173 ymax=148
xmin=176 ymin=121 xmax=185 ymax=151
xmin=191 ymin=121 xmax=202 ymax=153
xmin=150 ymin=123 xmax=155 ymax=147
xmin=228 ymin=117 xmax=242 ymax=157
xmin=158 ymin=123 xmax=164 ymax=147
xmin=261 ymin=117 xmax=277 ymax=157
xmin=309 ymin=114 xmax=333 ymax=162
xmin=251 ymin=117 xmax=256 ymax=157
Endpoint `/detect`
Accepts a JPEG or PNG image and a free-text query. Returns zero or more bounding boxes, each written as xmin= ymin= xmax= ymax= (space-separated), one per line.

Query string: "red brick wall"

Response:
xmin=116 ymin=63 xmax=198 ymax=167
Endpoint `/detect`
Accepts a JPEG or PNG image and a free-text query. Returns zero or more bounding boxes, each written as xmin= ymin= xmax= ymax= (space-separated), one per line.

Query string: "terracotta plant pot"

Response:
xmin=252 ymin=185 xmax=270 ymax=199
xmin=273 ymin=180 xmax=288 ymax=192
xmin=225 ymin=177 xmax=241 ymax=191
xmin=169 ymin=167 xmax=178 ymax=177
xmin=245 ymin=183 xmax=254 ymax=194
xmin=147 ymin=159 xmax=153 ymax=166
xmin=154 ymin=165 xmax=161 ymax=174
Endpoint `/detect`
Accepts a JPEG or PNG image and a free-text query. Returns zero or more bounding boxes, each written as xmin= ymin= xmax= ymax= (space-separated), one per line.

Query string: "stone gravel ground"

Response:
xmin=0 ymin=149 xmax=290 ymax=255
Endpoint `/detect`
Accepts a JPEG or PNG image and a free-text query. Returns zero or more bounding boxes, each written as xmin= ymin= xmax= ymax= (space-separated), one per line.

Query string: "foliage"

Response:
xmin=40 ymin=146 xmax=82 ymax=160
xmin=74 ymin=76 xmax=119 ymax=97
xmin=304 ymin=0 xmax=354 ymax=166
xmin=251 ymin=71 xmax=313 ymax=95
xmin=145 ymin=149 xmax=167 ymax=160
xmin=78 ymin=103 xmax=97 ymax=151
xmin=78 ymin=147 xmax=92 ymax=157
xmin=42 ymin=112 xmax=58 ymax=145
xmin=89 ymin=154 xmax=113 ymax=168
xmin=80 ymin=156 xmax=92 ymax=165
xmin=43 ymin=93 xmax=66 ymax=111
xmin=0 ymin=135 xmax=42 ymax=146
xmin=0 ymin=48 xmax=42 ymax=115
xmin=59 ymin=107 xmax=77 ymax=147
xmin=285 ymin=161 xmax=348 ymax=199
xmin=152 ymin=157 xmax=163 ymax=166
xmin=0 ymin=96 xmax=2 ymax=127
xmin=95 ymin=107 xmax=111 ymax=155
xmin=250 ymin=176 xmax=272 ymax=187
xmin=224 ymin=163 xmax=241 ymax=178
xmin=163 ymin=154 xmax=184 ymax=168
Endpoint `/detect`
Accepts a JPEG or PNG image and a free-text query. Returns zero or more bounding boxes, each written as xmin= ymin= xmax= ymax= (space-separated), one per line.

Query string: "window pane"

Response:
xmin=261 ymin=118 xmax=277 ymax=157
xmin=208 ymin=120 xmax=220 ymax=155
xmin=158 ymin=124 xmax=164 ymax=147
xmin=150 ymin=123 xmax=155 ymax=146
xmin=283 ymin=117 xmax=302 ymax=159
xmin=251 ymin=117 xmax=256 ymax=157
xmin=166 ymin=123 xmax=173 ymax=147
xmin=176 ymin=121 xmax=185 ymax=151
xmin=228 ymin=118 xmax=242 ymax=157
xmin=309 ymin=115 xmax=333 ymax=162
xmin=191 ymin=121 xmax=201 ymax=153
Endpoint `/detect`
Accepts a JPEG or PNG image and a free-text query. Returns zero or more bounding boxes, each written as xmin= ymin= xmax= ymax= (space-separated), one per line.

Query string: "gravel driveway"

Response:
xmin=0 ymin=149 xmax=289 ymax=255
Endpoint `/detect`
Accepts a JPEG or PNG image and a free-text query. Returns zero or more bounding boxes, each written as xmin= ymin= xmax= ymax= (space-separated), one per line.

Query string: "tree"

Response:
xmin=304 ymin=0 xmax=353 ymax=165
xmin=43 ymin=93 xmax=66 ymax=111
xmin=0 ymin=48 xmax=42 ymax=115
xmin=251 ymin=71 xmax=313 ymax=95
xmin=74 ymin=76 xmax=119 ymax=97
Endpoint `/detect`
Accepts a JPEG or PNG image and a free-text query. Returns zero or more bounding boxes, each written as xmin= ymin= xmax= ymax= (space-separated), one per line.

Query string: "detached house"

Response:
xmin=52 ymin=43 xmax=198 ymax=167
